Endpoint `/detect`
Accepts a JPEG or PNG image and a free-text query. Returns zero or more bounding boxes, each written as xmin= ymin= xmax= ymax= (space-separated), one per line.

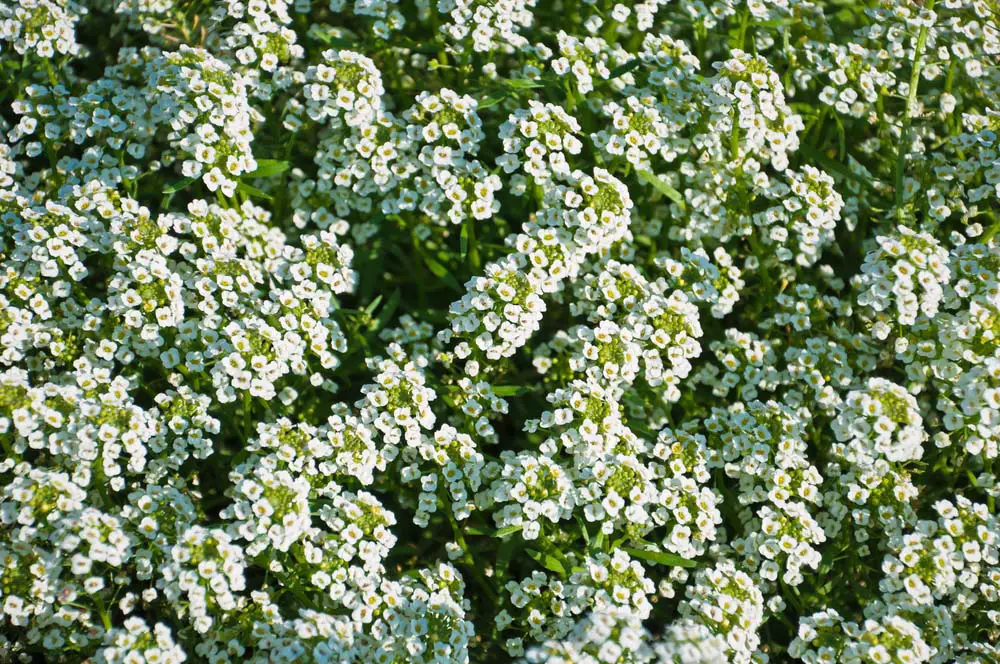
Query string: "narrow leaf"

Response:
xmin=163 ymin=176 xmax=197 ymax=194
xmin=592 ymin=530 xmax=606 ymax=554
xmin=496 ymin=534 xmax=518 ymax=580
xmin=373 ymin=289 xmax=402 ymax=332
xmin=363 ymin=294 xmax=384 ymax=317
xmin=624 ymin=546 xmax=697 ymax=568
xmin=575 ymin=516 xmax=591 ymax=546
xmin=477 ymin=95 xmax=506 ymax=109
xmin=506 ymin=78 xmax=545 ymax=89
xmin=637 ymin=170 xmax=686 ymax=211
xmin=309 ymin=27 xmax=358 ymax=48
xmin=237 ymin=182 xmax=273 ymax=201
xmin=247 ymin=159 xmax=290 ymax=178
xmin=750 ymin=17 xmax=800 ymax=27
xmin=526 ymin=549 xmax=566 ymax=577
xmin=492 ymin=385 xmax=533 ymax=397
xmin=421 ymin=254 xmax=461 ymax=291
xmin=609 ymin=59 xmax=642 ymax=79
xmin=494 ymin=525 xmax=523 ymax=538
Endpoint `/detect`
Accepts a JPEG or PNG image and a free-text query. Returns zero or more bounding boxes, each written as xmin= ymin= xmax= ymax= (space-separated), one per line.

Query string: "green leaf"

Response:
xmin=592 ymin=530 xmax=606 ymax=554
xmin=576 ymin=516 xmax=591 ymax=546
xmin=496 ymin=534 xmax=519 ymax=580
xmin=750 ymin=17 xmax=800 ymax=27
xmin=623 ymin=546 xmax=697 ymax=568
xmin=526 ymin=549 xmax=566 ymax=577
xmin=477 ymin=94 xmax=506 ymax=109
xmin=494 ymin=525 xmax=523 ymax=538
xmin=505 ymin=78 xmax=545 ymax=89
xmin=421 ymin=254 xmax=461 ymax=292
xmin=637 ymin=170 xmax=686 ymax=211
xmin=363 ymin=294 xmax=384 ymax=317
xmin=492 ymin=385 xmax=533 ymax=397
xmin=237 ymin=182 xmax=273 ymax=201
xmin=308 ymin=27 xmax=358 ymax=48
xmin=982 ymin=221 xmax=1000 ymax=243
xmin=162 ymin=176 xmax=197 ymax=195
xmin=373 ymin=289 xmax=401 ymax=332
xmin=609 ymin=58 xmax=642 ymax=79
xmin=461 ymin=219 xmax=481 ymax=270
xmin=247 ymin=159 xmax=290 ymax=179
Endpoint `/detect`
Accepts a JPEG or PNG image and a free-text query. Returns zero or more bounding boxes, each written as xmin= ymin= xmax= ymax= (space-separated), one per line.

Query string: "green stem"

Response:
xmin=729 ymin=104 xmax=742 ymax=164
xmin=0 ymin=434 xmax=18 ymax=464
xmin=243 ymin=391 xmax=253 ymax=444
xmin=894 ymin=0 xmax=936 ymax=221
xmin=736 ymin=9 xmax=751 ymax=52
xmin=43 ymin=59 xmax=59 ymax=87
xmin=93 ymin=595 xmax=113 ymax=632
xmin=464 ymin=218 xmax=481 ymax=271
xmin=986 ymin=457 xmax=996 ymax=513
xmin=810 ymin=106 xmax=829 ymax=147
xmin=448 ymin=508 xmax=498 ymax=603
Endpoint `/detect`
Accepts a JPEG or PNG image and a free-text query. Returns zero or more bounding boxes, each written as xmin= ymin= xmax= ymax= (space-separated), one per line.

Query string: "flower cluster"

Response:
xmin=669 ymin=559 xmax=765 ymax=664
xmin=706 ymin=401 xmax=826 ymax=587
xmin=0 ymin=0 xmax=84 ymax=58
xmin=2 ymin=0 xmax=1000 ymax=662
xmin=790 ymin=608 xmax=935 ymax=664
xmin=856 ymin=227 xmax=952 ymax=339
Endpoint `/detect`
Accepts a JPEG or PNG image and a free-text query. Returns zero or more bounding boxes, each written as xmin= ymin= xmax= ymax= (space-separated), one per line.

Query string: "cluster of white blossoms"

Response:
xmin=438 ymin=0 xmax=537 ymax=54
xmin=1 ymin=0 xmax=999 ymax=662
xmin=856 ymin=227 xmax=952 ymax=339
xmin=667 ymin=559 xmax=766 ymax=664
xmin=0 ymin=0 xmax=84 ymax=58
xmin=97 ymin=617 xmax=187 ymax=664
xmin=831 ymin=377 xmax=927 ymax=465
xmin=789 ymin=608 xmax=936 ymax=664
xmin=706 ymin=401 xmax=826 ymax=587
xmin=160 ymin=527 xmax=248 ymax=634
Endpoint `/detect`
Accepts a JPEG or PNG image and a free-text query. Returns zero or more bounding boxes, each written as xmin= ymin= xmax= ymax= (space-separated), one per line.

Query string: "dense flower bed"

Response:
xmin=0 ymin=0 xmax=999 ymax=662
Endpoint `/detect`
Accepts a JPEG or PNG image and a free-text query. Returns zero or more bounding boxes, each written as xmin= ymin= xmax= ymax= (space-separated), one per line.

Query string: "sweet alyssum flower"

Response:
xmin=0 ymin=0 xmax=998 ymax=662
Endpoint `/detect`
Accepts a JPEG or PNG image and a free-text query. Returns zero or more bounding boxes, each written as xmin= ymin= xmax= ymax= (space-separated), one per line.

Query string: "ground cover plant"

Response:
xmin=0 ymin=0 xmax=999 ymax=661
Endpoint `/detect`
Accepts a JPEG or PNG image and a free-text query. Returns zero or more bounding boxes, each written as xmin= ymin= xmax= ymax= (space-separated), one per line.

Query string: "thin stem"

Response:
xmin=734 ymin=8 xmax=751 ymax=52
xmin=243 ymin=391 xmax=253 ymax=444
xmin=894 ymin=0 xmax=936 ymax=221
xmin=93 ymin=594 xmax=113 ymax=632
xmin=43 ymin=59 xmax=59 ymax=87
xmin=448 ymin=508 xmax=498 ymax=603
